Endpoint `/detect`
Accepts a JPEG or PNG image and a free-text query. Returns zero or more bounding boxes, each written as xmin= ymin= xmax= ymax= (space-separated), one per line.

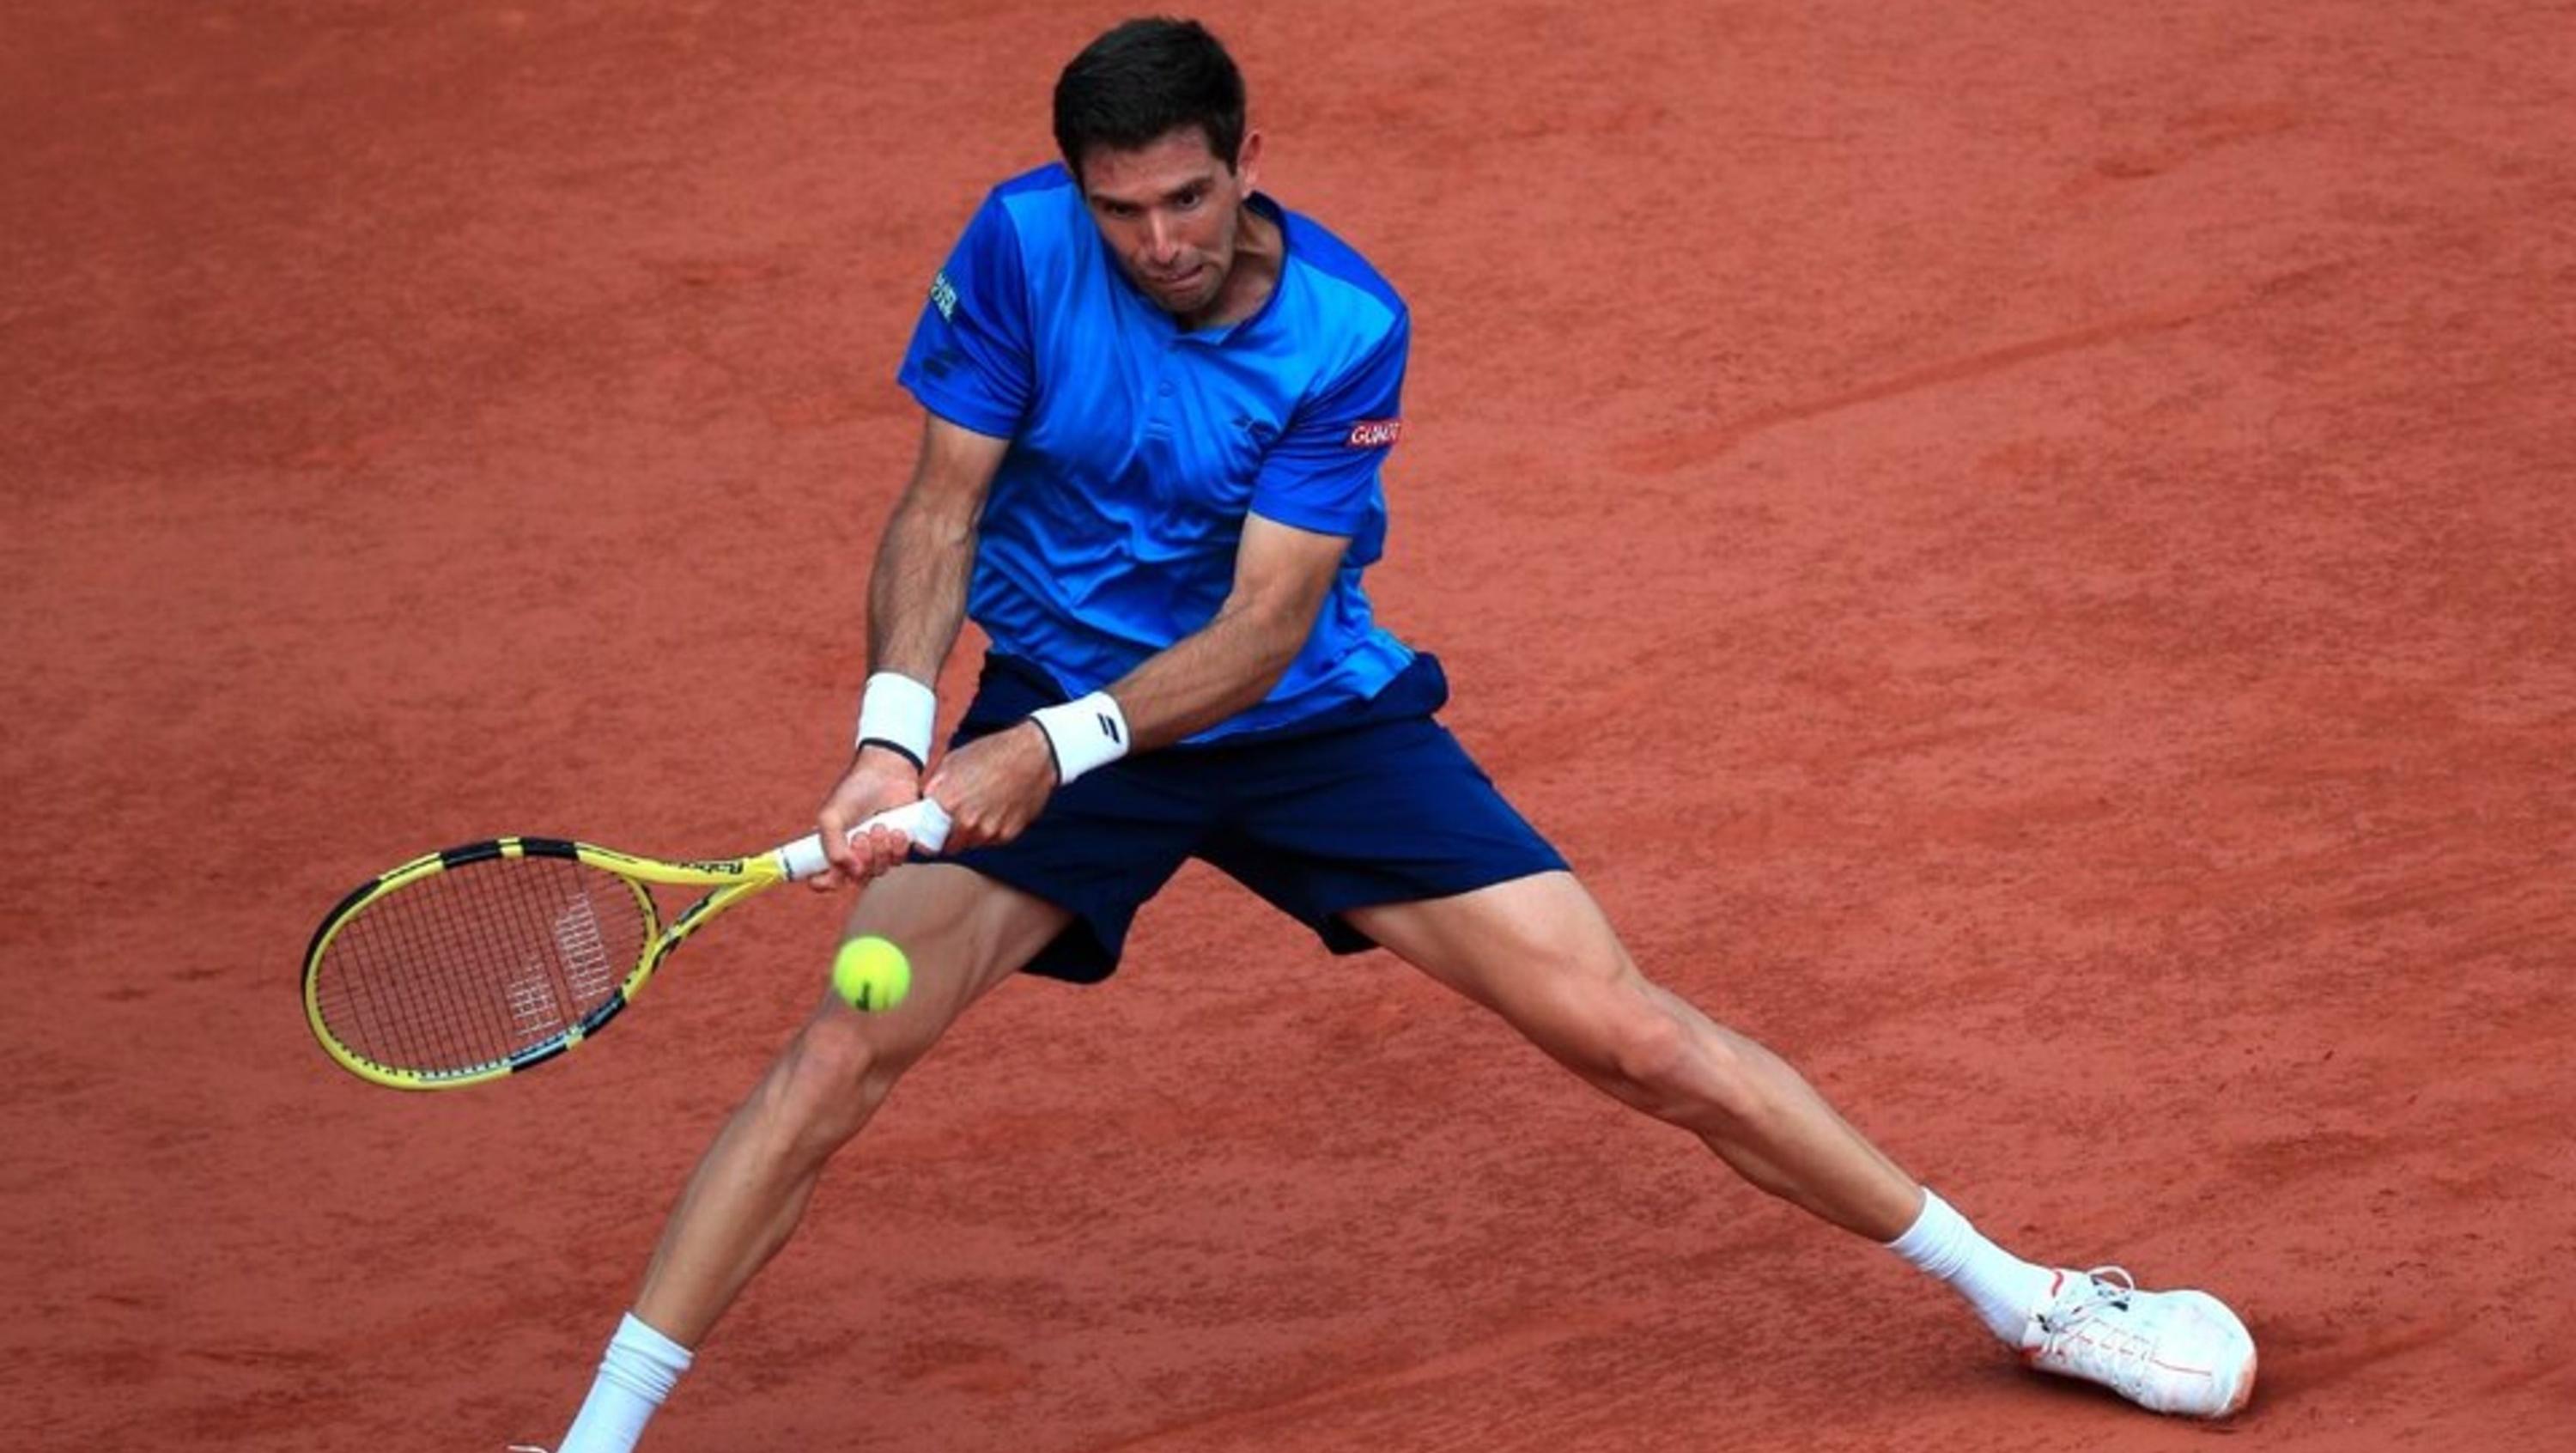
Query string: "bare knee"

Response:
xmin=1596 ymin=1002 xmax=1692 ymax=1097
xmin=749 ymin=1016 xmax=911 ymax=1165
xmin=1491 ymin=939 xmax=1749 ymax=1125
xmin=1573 ymin=988 xmax=1767 ymax=1132
xmin=1363 ymin=877 xmax=1777 ymax=1133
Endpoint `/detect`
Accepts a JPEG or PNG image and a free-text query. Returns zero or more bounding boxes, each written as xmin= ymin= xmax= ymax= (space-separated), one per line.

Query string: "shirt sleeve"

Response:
xmin=896 ymin=190 xmax=1035 ymax=437
xmin=1248 ymin=306 xmax=1408 ymax=538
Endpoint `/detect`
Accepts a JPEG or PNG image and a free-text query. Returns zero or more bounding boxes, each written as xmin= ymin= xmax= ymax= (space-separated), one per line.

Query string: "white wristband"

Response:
xmin=1029 ymin=690 xmax=1130 ymax=784
xmin=855 ymin=672 xmax=937 ymax=768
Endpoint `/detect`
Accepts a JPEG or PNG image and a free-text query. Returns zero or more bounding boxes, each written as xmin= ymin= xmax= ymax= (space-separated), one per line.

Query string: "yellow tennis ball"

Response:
xmin=831 ymin=935 xmax=911 ymax=1012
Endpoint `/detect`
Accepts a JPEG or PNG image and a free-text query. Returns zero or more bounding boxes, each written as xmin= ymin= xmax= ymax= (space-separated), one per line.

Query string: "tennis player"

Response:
xmin=530 ymin=18 xmax=2255 ymax=1450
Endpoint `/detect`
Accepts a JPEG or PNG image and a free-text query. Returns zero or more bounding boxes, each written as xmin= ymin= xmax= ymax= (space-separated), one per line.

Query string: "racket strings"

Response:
xmin=314 ymin=855 xmax=651 ymax=1076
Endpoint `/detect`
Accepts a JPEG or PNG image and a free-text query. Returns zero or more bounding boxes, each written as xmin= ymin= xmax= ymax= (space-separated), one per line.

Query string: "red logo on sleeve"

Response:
xmin=1346 ymin=418 xmax=1404 ymax=448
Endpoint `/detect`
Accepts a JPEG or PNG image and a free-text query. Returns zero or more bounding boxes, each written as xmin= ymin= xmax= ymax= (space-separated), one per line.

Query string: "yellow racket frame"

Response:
xmin=302 ymin=836 xmax=788 ymax=1091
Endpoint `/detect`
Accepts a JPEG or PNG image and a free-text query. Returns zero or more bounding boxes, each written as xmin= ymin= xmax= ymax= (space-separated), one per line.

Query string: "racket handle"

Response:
xmin=775 ymin=799 xmax=954 ymax=881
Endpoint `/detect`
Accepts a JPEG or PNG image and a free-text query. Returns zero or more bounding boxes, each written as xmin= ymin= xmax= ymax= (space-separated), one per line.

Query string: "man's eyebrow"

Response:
xmin=1091 ymin=174 xmax=1218 ymax=208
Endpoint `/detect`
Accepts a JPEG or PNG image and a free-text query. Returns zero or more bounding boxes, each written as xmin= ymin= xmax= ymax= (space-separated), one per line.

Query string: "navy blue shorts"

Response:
xmin=941 ymin=653 xmax=1569 ymax=983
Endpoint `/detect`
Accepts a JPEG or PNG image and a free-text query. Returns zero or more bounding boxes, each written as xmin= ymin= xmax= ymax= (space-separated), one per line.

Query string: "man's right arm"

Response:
xmin=814 ymin=413 xmax=1011 ymax=887
xmin=867 ymin=414 xmax=1009 ymax=681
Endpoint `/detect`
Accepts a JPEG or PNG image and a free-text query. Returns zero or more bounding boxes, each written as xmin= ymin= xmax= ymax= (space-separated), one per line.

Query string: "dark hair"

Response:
xmin=1054 ymin=17 xmax=1247 ymax=182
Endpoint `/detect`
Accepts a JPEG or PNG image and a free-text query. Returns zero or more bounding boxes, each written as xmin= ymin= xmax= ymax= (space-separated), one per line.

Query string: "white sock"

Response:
xmin=557 ymin=1312 xmax=695 ymax=1453
xmin=1885 ymin=1189 xmax=2057 ymax=1348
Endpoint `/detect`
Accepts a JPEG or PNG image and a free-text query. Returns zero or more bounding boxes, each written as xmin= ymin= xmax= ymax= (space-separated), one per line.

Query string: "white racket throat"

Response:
xmin=775 ymin=799 xmax=953 ymax=881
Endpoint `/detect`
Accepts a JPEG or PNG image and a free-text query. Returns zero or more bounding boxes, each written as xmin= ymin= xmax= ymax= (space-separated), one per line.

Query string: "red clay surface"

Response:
xmin=6 ymin=3 xmax=2572 ymax=1450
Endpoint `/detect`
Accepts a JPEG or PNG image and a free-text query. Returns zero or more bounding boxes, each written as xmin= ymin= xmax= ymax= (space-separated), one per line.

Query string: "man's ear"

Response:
xmin=1233 ymin=128 xmax=1265 ymax=190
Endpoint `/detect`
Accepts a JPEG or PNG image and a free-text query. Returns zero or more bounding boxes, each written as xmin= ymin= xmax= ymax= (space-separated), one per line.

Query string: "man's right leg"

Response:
xmin=552 ymin=863 xmax=1069 ymax=1452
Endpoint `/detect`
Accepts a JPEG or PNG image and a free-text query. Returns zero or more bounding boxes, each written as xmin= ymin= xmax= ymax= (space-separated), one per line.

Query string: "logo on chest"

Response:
xmin=1346 ymin=418 xmax=1404 ymax=448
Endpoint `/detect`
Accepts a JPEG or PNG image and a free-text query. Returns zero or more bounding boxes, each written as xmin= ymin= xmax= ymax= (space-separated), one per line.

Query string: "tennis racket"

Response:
xmin=302 ymin=800 xmax=952 ymax=1092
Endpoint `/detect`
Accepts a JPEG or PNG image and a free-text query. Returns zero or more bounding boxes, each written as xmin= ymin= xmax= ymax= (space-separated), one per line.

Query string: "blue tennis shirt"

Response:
xmin=896 ymin=162 xmax=1417 ymax=743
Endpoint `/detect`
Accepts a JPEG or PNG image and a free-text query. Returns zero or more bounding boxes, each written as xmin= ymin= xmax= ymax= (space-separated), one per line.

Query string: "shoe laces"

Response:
xmin=2032 ymin=1267 xmax=2152 ymax=1377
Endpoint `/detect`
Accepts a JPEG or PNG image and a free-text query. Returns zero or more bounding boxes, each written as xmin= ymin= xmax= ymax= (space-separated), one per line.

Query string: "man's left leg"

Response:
xmin=1343 ymin=872 xmax=2257 ymax=1419
xmin=1347 ymin=872 xmax=1921 ymax=1237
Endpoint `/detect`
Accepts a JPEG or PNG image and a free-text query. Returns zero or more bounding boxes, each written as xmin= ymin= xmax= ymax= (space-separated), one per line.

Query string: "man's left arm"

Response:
xmin=1100 ymin=514 xmax=1350 ymax=747
xmin=920 ymin=515 xmax=1347 ymax=848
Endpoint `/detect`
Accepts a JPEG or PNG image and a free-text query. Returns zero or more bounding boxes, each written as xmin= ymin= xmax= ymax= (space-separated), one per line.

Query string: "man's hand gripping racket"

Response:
xmin=301 ymin=801 xmax=951 ymax=1091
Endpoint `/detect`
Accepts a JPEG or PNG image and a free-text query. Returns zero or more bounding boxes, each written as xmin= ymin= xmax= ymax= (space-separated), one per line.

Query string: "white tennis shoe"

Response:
xmin=2020 ymin=1267 xmax=2257 ymax=1418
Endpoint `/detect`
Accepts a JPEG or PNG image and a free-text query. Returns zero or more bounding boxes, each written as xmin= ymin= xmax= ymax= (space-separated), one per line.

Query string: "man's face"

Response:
xmin=1077 ymin=125 xmax=1262 ymax=319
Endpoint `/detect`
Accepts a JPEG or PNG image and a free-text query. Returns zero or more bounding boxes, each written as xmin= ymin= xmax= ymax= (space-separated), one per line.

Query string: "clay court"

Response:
xmin=6 ymin=2 xmax=2571 ymax=1449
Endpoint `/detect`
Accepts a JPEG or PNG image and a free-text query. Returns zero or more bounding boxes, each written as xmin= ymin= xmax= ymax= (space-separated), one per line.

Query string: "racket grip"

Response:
xmin=775 ymin=799 xmax=954 ymax=881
